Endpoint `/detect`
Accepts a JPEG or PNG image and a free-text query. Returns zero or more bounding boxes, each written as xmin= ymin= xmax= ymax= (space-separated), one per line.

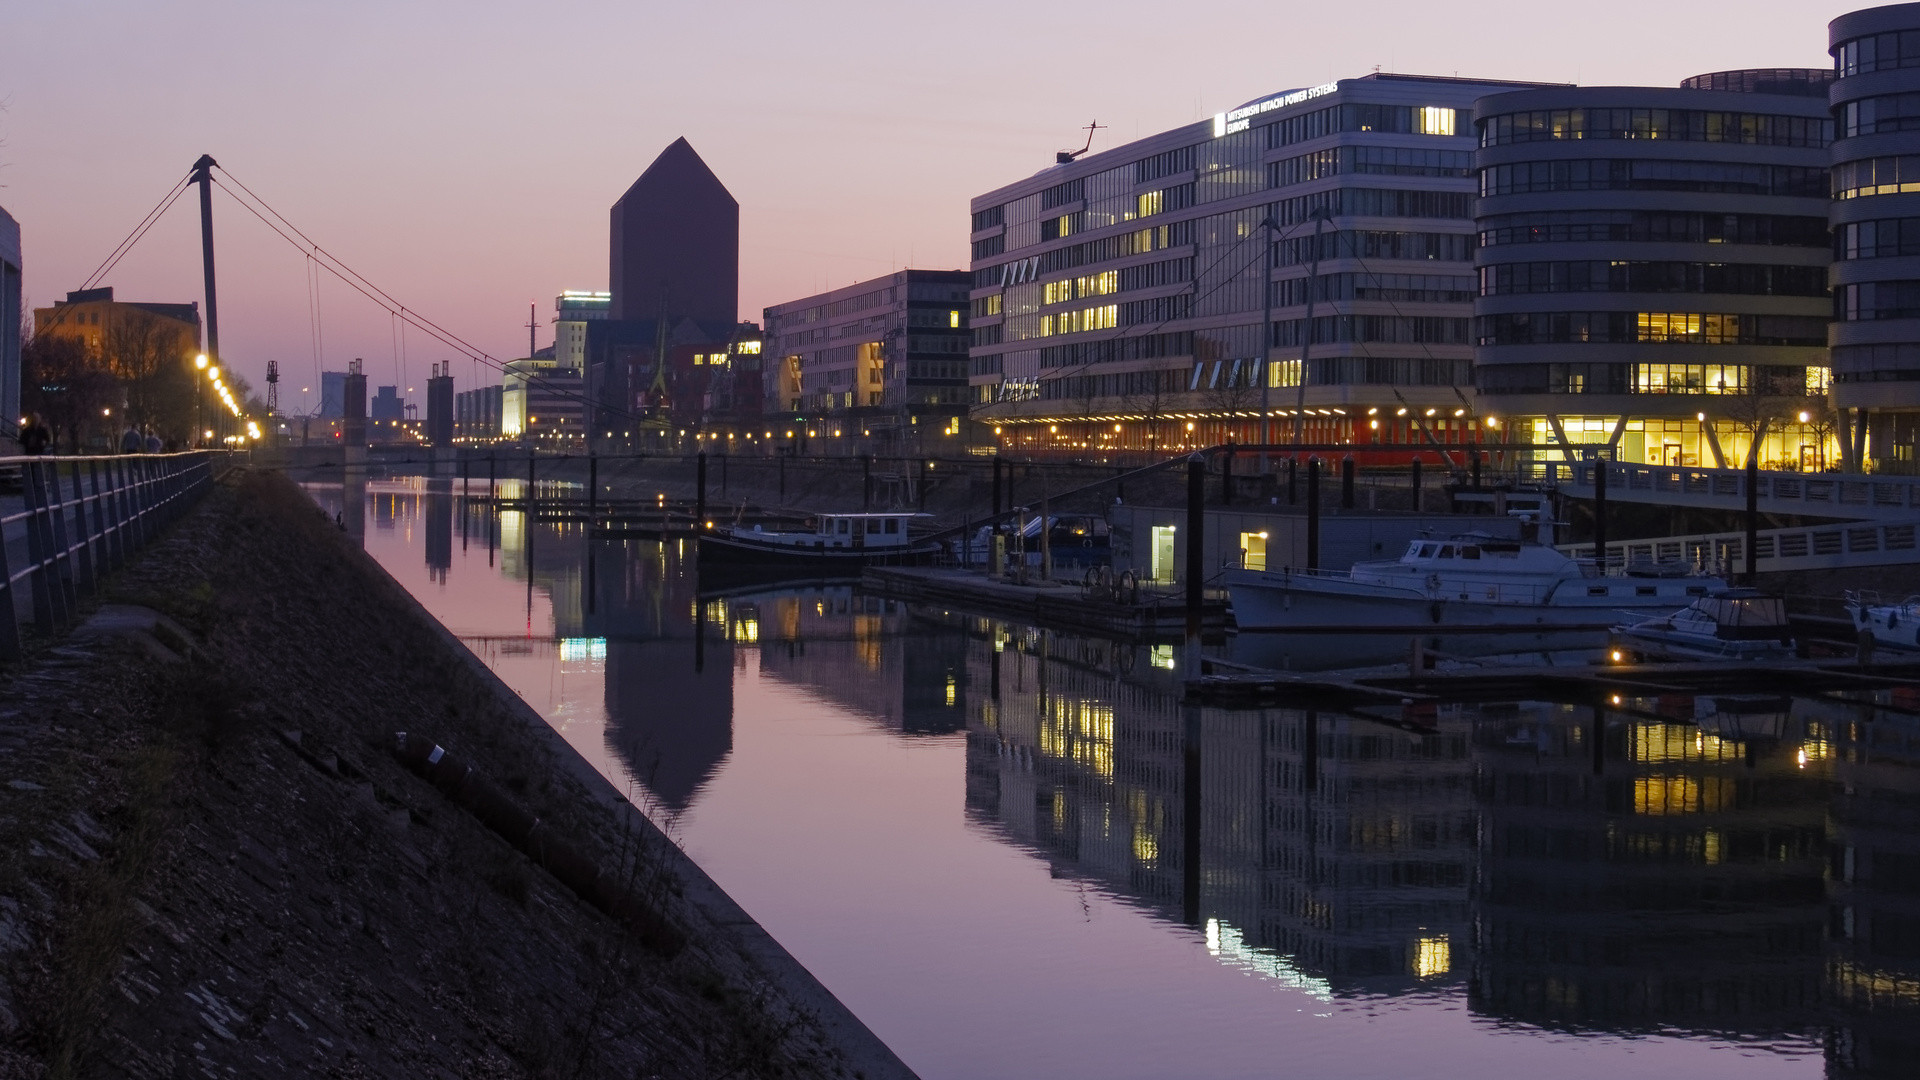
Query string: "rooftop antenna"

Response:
xmin=1056 ymin=120 xmax=1106 ymax=164
xmin=525 ymin=301 xmax=537 ymax=361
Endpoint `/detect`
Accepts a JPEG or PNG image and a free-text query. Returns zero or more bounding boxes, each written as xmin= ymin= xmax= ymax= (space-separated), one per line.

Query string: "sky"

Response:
xmin=1 ymin=0 xmax=1859 ymax=414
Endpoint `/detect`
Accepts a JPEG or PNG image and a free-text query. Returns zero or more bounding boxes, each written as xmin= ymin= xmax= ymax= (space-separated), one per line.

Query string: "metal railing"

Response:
xmin=1550 ymin=460 xmax=1920 ymax=521
xmin=0 ymin=451 xmax=224 ymax=658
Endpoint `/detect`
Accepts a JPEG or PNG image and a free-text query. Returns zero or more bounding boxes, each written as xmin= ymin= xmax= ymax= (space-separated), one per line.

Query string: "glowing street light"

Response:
xmin=195 ymin=354 xmax=208 ymax=370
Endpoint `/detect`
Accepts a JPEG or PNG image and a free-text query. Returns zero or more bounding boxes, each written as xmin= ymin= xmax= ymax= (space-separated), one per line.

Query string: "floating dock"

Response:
xmin=861 ymin=566 xmax=1228 ymax=640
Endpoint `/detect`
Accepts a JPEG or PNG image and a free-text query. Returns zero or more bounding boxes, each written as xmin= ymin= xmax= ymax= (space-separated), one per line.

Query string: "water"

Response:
xmin=306 ymin=474 xmax=1919 ymax=1079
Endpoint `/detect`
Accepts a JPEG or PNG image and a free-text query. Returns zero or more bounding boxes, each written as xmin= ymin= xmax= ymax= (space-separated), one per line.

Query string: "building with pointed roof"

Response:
xmin=609 ymin=137 xmax=739 ymax=329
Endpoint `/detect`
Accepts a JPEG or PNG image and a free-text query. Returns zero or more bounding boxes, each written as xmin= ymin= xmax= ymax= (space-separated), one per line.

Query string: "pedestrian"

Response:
xmin=144 ymin=427 xmax=163 ymax=454
xmin=19 ymin=413 xmax=51 ymax=455
xmin=121 ymin=423 xmax=143 ymax=454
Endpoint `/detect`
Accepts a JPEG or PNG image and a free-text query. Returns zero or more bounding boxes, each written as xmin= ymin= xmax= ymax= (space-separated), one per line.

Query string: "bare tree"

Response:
xmin=103 ymin=310 xmax=196 ymax=439
xmin=23 ymin=333 xmax=118 ymax=452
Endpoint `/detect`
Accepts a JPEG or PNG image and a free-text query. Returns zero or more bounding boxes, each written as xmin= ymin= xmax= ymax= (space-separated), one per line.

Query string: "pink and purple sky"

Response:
xmin=1 ymin=0 xmax=1853 ymax=411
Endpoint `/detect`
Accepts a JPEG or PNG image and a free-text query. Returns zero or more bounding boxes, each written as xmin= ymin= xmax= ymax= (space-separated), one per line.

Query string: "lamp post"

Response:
xmin=194 ymin=353 xmax=208 ymax=447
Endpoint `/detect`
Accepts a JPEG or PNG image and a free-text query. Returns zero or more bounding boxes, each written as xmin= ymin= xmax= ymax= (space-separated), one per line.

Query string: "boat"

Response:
xmin=696 ymin=511 xmax=940 ymax=578
xmin=1609 ymin=591 xmax=1796 ymax=662
xmin=958 ymin=514 xmax=1111 ymax=569
xmin=1225 ymin=523 xmax=1729 ymax=633
xmin=1845 ymin=591 xmax=1920 ymax=653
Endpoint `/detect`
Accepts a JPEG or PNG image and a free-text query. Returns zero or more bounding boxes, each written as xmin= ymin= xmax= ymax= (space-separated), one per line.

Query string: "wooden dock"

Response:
xmin=1188 ymin=652 xmax=1920 ymax=708
xmin=861 ymin=566 xmax=1228 ymax=641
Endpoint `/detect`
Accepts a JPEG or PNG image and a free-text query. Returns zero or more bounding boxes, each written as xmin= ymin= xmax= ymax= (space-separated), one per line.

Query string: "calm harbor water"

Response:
xmin=306 ymin=474 xmax=1918 ymax=1080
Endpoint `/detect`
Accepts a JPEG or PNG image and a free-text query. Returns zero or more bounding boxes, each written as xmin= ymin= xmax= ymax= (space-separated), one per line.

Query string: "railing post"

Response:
xmin=45 ymin=461 xmax=78 ymax=618
xmin=22 ymin=462 xmax=60 ymax=634
xmin=0 ymin=479 xmax=20 ymax=658
xmin=63 ymin=462 xmax=95 ymax=598
xmin=88 ymin=460 xmax=117 ymax=573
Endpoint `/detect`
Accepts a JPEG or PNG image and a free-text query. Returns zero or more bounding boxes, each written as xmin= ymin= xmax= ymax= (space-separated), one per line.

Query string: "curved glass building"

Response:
xmin=1470 ymin=79 xmax=1834 ymax=469
xmin=1831 ymin=3 xmax=1920 ymax=470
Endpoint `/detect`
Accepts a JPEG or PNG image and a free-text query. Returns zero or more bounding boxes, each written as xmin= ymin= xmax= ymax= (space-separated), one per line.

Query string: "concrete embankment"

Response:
xmin=0 ymin=468 xmax=915 ymax=1079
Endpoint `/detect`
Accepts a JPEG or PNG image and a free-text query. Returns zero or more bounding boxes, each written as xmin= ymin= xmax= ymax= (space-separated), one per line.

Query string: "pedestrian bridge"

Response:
xmin=1550 ymin=460 xmax=1920 ymax=523
xmin=1563 ymin=518 xmax=1920 ymax=577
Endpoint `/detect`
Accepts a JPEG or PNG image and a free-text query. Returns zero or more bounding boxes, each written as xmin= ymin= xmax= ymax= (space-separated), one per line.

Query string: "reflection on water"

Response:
xmin=309 ymin=475 xmax=1920 ymax=1080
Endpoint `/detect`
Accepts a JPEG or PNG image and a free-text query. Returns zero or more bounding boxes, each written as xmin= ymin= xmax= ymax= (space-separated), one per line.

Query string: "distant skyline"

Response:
xmin=0 ymin=0 xmax=1857 ymax=412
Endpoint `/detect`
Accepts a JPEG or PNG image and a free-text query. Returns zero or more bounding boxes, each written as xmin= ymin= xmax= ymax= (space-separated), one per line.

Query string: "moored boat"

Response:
xmin=1609 ymin=590 xmax=1796 ymax=662
xmin=1845 ymin=591 xmax=1920 ymax=653
xmin=1225 ymin=529 xmax=1729 ymax=633
xmin=696 ymin=511 xmax=940 ymax=578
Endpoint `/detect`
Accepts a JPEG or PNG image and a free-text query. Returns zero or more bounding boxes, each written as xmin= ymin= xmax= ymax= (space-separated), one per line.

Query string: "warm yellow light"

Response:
xmin=195 ymin=354 xmax=209 ymax=369
xmin=1486 ymin=417 xmax=1499 ymax=428
xmin=1611 ymin=650 xmax=1623 ymax=662
xmin=1424 ymin=408 xmax=1436 ymax=417
xmin=1697 ymin=412 xmax=1706 ymax=422
xmin=102 ymin=408 xmax=110 ymax=416
xmin=1049 ymin=424 xmax=1058 ymax=433
xmin=1799 ymin=411 xmax=1810 ymax=423
xmin=1396 ymin=407 xmax=1408 ymax=417
xmin=1185 ymin=422 xmax=1194 ymax=430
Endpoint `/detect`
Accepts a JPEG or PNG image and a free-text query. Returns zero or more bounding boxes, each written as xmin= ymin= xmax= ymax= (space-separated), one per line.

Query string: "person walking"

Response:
xmin=120 ymin=423 xmax=143 ymax=454
xmin=18 ymin=413 xmax=51 ymax=455
xmin=144 ymin=427 xmax=163 ymax=454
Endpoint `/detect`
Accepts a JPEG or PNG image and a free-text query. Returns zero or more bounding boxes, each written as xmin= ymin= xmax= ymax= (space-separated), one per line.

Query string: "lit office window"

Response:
xmin=1416 ymin=106 xmax=1456 ymax=136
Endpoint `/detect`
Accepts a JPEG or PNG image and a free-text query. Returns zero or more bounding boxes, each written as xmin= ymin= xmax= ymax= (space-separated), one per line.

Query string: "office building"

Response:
xmin=371 ymin=385 xmax=404 ymax=422
xmin=966 ymin=73 xmax=1552 ymax=455
xmin=319 ymin=370 xmax=346 ymax=419
xmin=552 ymin=290 xmax=611 ymax=372
xmin=501 ymin=354 xmax=584 ymax=444
xmin=763 ymin=270 xmax=972 ymax=438
xmin=610 ymin=138 xmax=738 ymax=328
xmin=1830 ymin=4 xmax=1920 ymax=470
xmin=0 ymin=206 xmax=20 ymax=441
xmin=1470 ymin=76 xmax=1836 ymax=469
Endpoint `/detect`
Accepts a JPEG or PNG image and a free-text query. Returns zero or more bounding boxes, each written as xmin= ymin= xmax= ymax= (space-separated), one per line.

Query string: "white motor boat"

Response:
xmin=1610 ymin=591 xmax=1796 ymax=662
xmin=1845 ymin=591 xmax=1920 ymax=653
xmin=1226 ymin=531 xmax=1728 ymax=633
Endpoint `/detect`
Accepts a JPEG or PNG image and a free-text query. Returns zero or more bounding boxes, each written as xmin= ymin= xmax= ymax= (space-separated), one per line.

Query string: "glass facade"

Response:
xmin=1832 ymin=4 xmax=1920 ymax=458
xmin=1472 ymin=79 xmax=1833 ymax=466
xmin=966 ymin=73 xmax=1542 ymax=451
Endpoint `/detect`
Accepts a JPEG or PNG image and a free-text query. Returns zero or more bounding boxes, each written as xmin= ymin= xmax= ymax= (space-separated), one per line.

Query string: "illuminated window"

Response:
xmin=1416 ymin=107 xmax=1457 ymax=136
xmin=1806 ymin=365 xmax=1832 ymax=393
xmin=1413 ymin=936 xmax=1450 ymax=978
xmin=949 ymin=310 xmax=960 ymax=328
xmin=1138 ymin=190 xmax=1164 ymax=218
xmin=1268 ymin=359 xmax=1302 ymax=388
xmin=1632 ymin=363 xmax=1748 ymax=393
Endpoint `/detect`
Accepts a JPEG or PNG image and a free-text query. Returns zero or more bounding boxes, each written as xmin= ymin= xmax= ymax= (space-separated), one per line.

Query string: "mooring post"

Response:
xmin=1745 ymin=450 xmax=1759 ymax=584
xmin=1306 ymin=458 xmax=1321 ymax=571
xmin=696 ymin=451 xmax=708 ymax=528
xmin=1411 ymin=457 xmax=1423 ymax=513
xmin=1340 ymin=454 xmax=1355 ymax=509
xmin=1185 ymin=455 xmax=1205 ymax=672
xmin=1222 ymin=444 xmax=1234 ymax=506
xmin=1471 ymin=447 xmax=1482 ymax=492
xmin=527 ymin=450 xmax=536 ymax=512
xmin=1593 ymin=454 xmax=1608 ymax=574
xmin=992 ymin=457 xmax=1002 ymax=520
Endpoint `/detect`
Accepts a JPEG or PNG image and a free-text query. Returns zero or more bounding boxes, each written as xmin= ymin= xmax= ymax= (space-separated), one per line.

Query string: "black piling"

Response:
xmin=1185 ymin=456 xmax=1206 ymax=664
xmin=1306 ymin=458 xmax=1321 ymax=570
xmin=696 ymin=451 xmax=707 ymax=528
xmin=1340 ymin=454 xmax=1355 ymax=509
xmin=1222 ymin=445 xmax=1234 ymax=506
xmin=1593 ymin=455 xmax=1608 ymax=572
xmin=1745 ymin=451 xmax=1759 ymax=584
xmin=992 ymin=457 xmax=1003 ymax=519
xmin=1470 ymin=447 xmax=1482 ymax=491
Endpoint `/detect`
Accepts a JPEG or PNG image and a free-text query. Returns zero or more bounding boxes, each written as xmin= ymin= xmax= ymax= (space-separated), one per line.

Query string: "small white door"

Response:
xmin=1151 ymin=526 xmax=1177 ymax=583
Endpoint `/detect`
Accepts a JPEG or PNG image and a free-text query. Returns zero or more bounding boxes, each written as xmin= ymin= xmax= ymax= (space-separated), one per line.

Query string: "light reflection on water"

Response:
xmin=305 ymin=476 xmax=1920 ymax=1080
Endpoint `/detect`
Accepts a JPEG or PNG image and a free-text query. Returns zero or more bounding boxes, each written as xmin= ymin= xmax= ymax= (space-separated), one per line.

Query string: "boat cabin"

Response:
xmin=811 ymin=513 xmax=918 ymax=549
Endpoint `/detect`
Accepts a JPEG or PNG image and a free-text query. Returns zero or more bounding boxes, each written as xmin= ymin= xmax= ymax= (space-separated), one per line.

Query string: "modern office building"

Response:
xmin=501 ymin=353 xmax=585 ymax=444
xmin=552 ymin=290 xmax=611 ymax=372
xmin=0 ymin=205 xmax=20 ymax=442
xmin=1470 ymin=76 xmax=1836 ymax=469
xmin=609 ymin=138 xmax=738 ymax=328
xmin=763 ymin=269 xmax=972 ymax=439
xmin=966 ymin=73 xmax=1554 ymax=456
xmin=1830 ymin=3 xmax=1920 ymax=470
